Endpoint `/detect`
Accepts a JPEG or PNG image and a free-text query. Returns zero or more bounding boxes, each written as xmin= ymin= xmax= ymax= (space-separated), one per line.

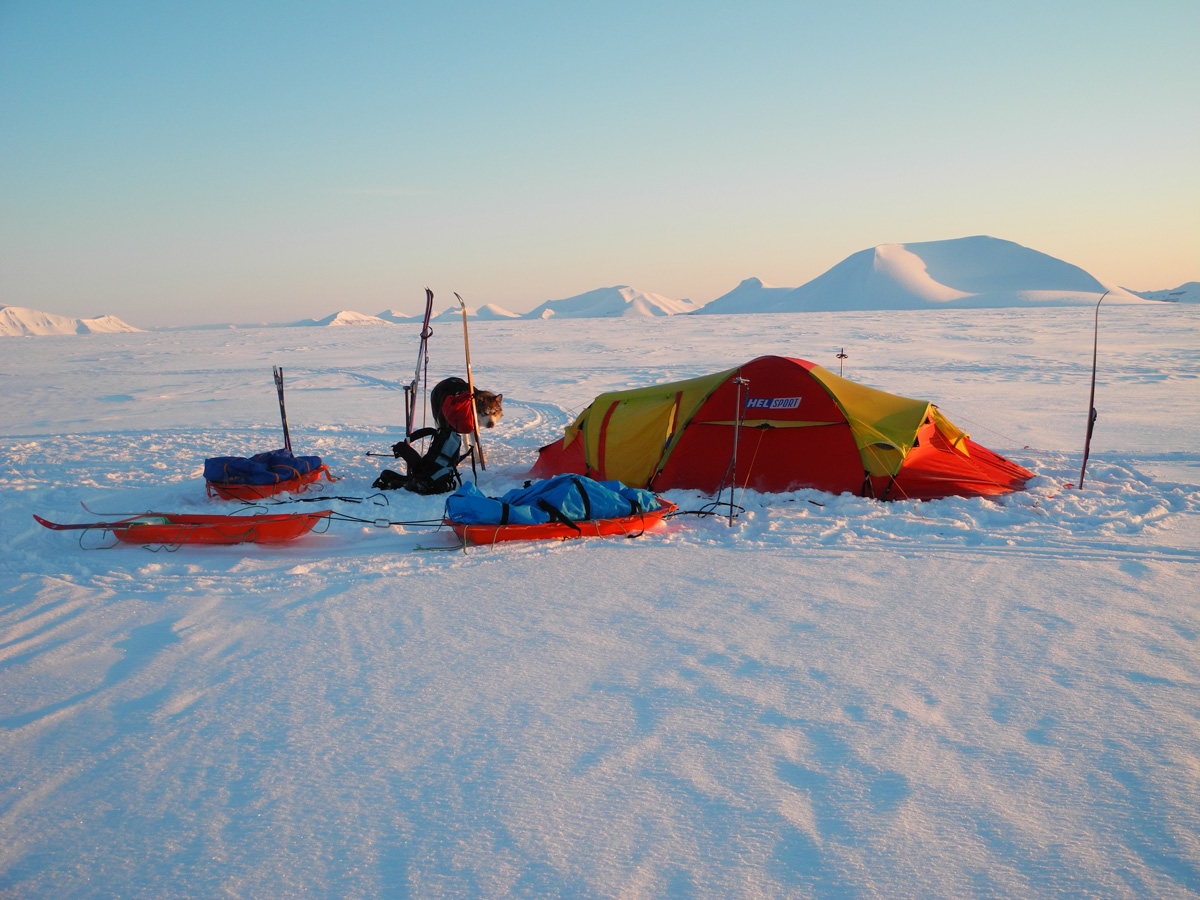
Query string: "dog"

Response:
xmin=430 ymin=376 xmax=503 ymax=432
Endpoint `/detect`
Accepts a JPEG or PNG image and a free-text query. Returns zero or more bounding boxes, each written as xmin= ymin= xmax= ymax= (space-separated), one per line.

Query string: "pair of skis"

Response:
xmin=273 ymin=366 xmax=292 ymax=453
xmin=403 ymin=287 xmax=436 ymax=439
xmin=402 ymin=289 xmax=485 ymax=470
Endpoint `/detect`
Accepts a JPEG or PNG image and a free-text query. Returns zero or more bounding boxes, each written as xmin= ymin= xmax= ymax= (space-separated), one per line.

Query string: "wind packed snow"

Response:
xmin=2 ymin=307 xmax=1198 ymax=899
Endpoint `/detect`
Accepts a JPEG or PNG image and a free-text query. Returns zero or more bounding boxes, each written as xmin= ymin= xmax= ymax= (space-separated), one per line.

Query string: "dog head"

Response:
xmin=474 ymin=390 xmax=503 ymax=429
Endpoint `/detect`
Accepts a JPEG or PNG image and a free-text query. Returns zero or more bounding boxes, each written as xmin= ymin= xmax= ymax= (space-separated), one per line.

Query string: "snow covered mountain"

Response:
xmin=474 ymin=303 xmax=521 ymax=319
xmin=696 ymin=236 xmax=1152 ymax=314
xmin=293 ymin=310 xmax=391 ymax=327
xmin=431 ymin=303 xmax=521 ymax=320
xmin=523 ymin=286 xmax=696 ymax=319
xmin=1127 ymin=281 xmax=1199 ymax=304
xmin=375 ymin=309 xmax=417 ymax=323
xmin=0 ymin=306 xmax=143 ymax=336
xmin=695 ymin=277 xmax=798 ymax=315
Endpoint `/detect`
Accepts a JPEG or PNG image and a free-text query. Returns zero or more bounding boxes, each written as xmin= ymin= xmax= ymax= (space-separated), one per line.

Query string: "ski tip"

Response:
xmin=33 ymin=514 xmax=69 ymax=530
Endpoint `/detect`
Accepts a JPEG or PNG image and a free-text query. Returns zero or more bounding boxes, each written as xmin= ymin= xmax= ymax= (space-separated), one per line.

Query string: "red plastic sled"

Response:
xmin=206 ymin=465 xmax=332 ymax=501
xmin=447 ymin=500 xmax=676 ymax=545
xmin=34 ymin=510 xmax=331 ymax=545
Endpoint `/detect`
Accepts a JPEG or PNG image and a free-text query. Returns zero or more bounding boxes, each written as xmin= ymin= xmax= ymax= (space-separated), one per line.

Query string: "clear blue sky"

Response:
xmin=2 ymin=0 xmax=1196 ymax=326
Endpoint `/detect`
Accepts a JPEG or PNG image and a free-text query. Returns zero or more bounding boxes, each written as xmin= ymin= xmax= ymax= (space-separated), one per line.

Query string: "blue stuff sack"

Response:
xmin=204 ymin=449 xmax=323 ymax=485
xmin=445 ymin=474 xmax=660 ymax=526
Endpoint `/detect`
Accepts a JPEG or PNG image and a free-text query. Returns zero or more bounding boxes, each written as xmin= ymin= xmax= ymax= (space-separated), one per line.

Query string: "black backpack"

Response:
xmin=374 ymin=426 xmax=467 ymax=495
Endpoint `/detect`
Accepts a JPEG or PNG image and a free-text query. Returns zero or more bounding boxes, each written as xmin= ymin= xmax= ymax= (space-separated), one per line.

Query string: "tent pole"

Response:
xmin=729 ymin=377 xmax=749 ymax=526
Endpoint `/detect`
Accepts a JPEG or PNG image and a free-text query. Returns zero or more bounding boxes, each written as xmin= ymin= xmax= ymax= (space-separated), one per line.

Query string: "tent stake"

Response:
xmin=1077 ymin=291 xmax=1108 ymax=489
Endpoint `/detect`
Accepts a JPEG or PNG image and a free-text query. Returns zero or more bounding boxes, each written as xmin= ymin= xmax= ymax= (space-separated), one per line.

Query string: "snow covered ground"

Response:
xmin=2 ymin=306 xmax=1198 ymax=899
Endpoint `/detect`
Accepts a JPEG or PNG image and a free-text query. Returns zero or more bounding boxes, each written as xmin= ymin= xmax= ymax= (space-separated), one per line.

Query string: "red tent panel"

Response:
xmin=877 ymin=423 xmax=1034 ymax=500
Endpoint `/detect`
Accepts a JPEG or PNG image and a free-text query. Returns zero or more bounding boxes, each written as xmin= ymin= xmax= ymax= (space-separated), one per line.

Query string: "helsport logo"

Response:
xmin=746 ymin=397 xmax=801 ymax=410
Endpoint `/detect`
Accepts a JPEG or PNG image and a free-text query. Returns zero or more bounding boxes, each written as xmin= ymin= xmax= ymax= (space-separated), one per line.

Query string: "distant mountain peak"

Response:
xmin=696 ymin=236 xmax=1152 ymax=315
xmin=1125 ymin=282 xmax=1200 ymax=304
xmin=431 ymin=302 xmax=521 ymax=320
xmin=523 ymin=286 xmax=696 ymax=319
xmin=0 ymin=305 xmax=143 ymax=336
xmin=697 ymin=278 xmax=797 ymax=315
xmin=296 ymin=310 xmax=391 ymax=327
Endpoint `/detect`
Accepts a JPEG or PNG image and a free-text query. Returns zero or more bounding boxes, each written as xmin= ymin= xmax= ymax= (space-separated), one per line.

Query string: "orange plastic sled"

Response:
xmin=35 ymin=510 xmax=331 ymax=545
xmin=447 ymin=500 xmax=676 ymax=545
xmin=206 ymin=465 xmax=333 ymax=500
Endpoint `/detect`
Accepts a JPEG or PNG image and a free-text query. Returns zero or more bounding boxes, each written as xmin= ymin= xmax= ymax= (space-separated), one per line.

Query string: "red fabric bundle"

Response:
xmin=441 ymin=392 xmax=476 ymax=434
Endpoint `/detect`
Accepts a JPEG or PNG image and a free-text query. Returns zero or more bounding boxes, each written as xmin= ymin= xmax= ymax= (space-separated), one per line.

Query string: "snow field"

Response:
xmin=1 ymin=307 xmax=1198 ymax=899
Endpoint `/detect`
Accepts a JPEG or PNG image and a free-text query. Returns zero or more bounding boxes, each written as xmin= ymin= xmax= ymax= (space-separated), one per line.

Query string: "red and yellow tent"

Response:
xmin=531 ymin=356 xmax=1033 ymax=501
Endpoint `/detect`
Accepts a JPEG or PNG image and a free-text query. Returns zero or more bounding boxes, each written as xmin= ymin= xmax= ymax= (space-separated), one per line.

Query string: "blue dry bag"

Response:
xmin=445 ymin=474 xmax=660 ymax=526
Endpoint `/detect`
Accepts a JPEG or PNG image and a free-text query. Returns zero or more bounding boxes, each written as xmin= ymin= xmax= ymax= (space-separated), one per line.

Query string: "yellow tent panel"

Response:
xmin=574 ymin=369 xmax=735 ymax=487
xmin=806 ymin=364 xmax=933 ymax=477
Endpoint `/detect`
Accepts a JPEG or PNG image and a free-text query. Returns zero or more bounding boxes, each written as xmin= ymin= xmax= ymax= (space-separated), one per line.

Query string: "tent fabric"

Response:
xmin=531 ymin=356 xmax=1033 ymax=501
xmin=802 ymin=362 xmax=933 ymax=475
xmin=567 ymin=368 xmax=735 ymax=488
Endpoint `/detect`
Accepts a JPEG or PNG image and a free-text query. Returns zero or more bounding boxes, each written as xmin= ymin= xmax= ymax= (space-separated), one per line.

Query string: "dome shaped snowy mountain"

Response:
xmin=376 ymin=309 xmax=417 ymax=323
xmin=0 ymin=306 xmax=143 ymax=336
xmin=293 ymin=310 xmax=390 ymax=327
xmin=473 ymin=303 xmax=521 ymax=319
xmin=523 ymin=286 xmax=697 ymax=319
xmin=698 ymin=236 xmax=1152 ymax=314
xmin=696 ymin=278 xmax=795 ymax=315
xmin=431 ymin=303 xmax=520 ymax=320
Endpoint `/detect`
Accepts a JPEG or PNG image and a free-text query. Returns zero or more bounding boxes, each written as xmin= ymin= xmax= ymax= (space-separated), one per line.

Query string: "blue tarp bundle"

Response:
xmin=203 ymin=449 xmax=323 ymax=486
xmin=445 ymin=474 xmax=660 ymax=526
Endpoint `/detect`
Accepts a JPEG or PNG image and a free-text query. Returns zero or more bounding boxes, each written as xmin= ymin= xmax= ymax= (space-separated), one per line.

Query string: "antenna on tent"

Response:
xmin=836 ymin=348 xmax=847 ymax=376
xmin=1077 ymin=290 xmax=1108 ymax=489
xmin=728 ymin=377 xmax=750 ymax=526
